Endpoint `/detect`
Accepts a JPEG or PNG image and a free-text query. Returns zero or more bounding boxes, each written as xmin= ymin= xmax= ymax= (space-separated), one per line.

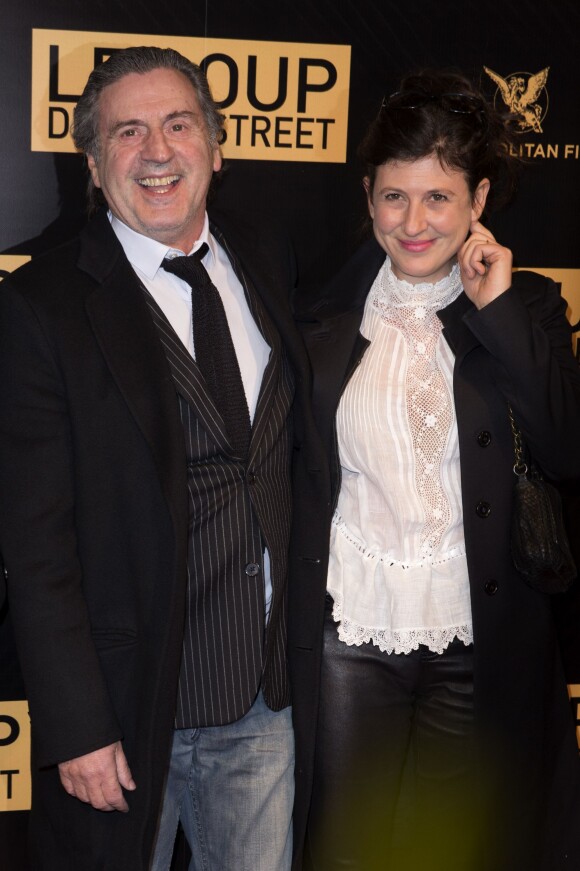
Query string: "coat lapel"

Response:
xmin=78 ymin=213 xmax=187 ymax=520
xmin=295 ymin=236 xmax=384 ymax=449
xmin=437 ymin=290 xmax=481 ymax=362
xmin=246 ymin=287 xmax=283 ymax=464
xmin=138 ymin=286 xmax=233 ymax=456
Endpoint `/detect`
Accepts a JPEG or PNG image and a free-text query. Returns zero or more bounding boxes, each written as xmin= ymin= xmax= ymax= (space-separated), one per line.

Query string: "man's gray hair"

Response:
xmin=72 ymin=46 xmax=225 ymax=211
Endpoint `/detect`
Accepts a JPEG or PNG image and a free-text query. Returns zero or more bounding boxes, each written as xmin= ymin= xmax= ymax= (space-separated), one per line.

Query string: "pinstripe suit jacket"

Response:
xmin=142 ymin=222 xmax=294 ymax=727
xmin=0 ymin=207 xmax=302 ymax=870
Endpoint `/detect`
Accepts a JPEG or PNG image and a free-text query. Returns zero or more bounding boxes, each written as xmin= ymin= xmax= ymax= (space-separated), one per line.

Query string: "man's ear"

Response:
xmin=212 ymin=145 xmax=222 ymax=174
xmin=87 ymin=154 xmax=101 ymax=188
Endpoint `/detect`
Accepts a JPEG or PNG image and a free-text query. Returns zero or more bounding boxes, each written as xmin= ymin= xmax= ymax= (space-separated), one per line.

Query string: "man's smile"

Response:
xmin=136 ymin=174 xmax=181 ymax=189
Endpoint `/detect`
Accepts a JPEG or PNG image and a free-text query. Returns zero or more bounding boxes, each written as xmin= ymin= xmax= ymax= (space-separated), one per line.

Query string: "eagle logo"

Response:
xmin=483 ymin=66 xmax=549 ymax=133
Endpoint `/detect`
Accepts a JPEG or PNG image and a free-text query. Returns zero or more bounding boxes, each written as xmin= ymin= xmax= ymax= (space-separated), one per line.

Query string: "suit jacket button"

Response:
xmin=247 ymin=471 xmax=256 ymax=484
xmin=484 ymin=580 xmax=498 ymax=595
xmin=477 ymin=430 xmax=492 ymax=447
xmin=245 ymin=562 xmax=260 ymax=577
xmin=475 ymin=501 xmax=491 ymax=518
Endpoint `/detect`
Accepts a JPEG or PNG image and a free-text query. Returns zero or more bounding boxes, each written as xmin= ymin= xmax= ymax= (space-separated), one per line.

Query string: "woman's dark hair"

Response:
xmin=359 ymin=69 xmax=522 ymax=213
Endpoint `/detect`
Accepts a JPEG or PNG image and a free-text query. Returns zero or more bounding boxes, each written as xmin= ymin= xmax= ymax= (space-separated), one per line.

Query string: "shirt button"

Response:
xmin=477 ymin=430 xmax=492 ymax=447
xmin=476 ymin=501 xmax=492 ymax=518
xmin=245 ymin=563 xmax=260 ymax=577
xmin=484 ymin=580 xmax=499 ymax=595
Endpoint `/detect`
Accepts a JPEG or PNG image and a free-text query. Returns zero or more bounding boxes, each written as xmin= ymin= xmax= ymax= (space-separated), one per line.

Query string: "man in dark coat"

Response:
xmin=0 ymin=46 xmax=308 ymax=871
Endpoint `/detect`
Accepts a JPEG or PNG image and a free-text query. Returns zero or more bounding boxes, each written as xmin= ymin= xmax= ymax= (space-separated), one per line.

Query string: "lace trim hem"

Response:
xmin=329 ymin=591 xmax=473 ymax=655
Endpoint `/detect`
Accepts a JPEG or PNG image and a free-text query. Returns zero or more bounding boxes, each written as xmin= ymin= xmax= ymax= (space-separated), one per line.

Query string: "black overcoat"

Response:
xmin=0 ymin=208 xmax=311 ymax=870
xmin=288 ymin=237 xmax=580 ymax=870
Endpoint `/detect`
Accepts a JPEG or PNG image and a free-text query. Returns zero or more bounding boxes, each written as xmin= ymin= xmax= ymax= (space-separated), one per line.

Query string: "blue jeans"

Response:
xmin=150 ymin=691 xmax=294 ymax=871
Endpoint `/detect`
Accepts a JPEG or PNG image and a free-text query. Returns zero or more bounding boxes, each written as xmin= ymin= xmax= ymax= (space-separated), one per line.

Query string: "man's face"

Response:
xmin=87 ymin=68 xmax=222 ymax=252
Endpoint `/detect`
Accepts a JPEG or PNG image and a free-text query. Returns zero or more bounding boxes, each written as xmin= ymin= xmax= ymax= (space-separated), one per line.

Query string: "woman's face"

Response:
xmin=365 ymin=154 xmax=489 ymax=285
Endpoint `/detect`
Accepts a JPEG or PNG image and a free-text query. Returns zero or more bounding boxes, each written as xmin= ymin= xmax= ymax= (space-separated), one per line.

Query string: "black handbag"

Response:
xmin=509 ymin=405 xmax=577 ymax=593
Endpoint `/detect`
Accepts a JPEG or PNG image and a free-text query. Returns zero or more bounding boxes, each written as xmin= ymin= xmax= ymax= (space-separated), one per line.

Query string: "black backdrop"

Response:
xmin=1 ymin=2 xmax=579 ymax=867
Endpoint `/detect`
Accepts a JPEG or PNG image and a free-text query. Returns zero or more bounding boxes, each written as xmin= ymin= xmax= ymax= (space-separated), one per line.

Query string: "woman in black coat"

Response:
xmin=288 ymin=70 xmax=580 ymax=871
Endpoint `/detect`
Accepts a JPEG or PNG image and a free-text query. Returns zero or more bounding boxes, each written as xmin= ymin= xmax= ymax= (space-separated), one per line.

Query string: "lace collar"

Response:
xmin=372 ymin=255 xmax=463 ymax=312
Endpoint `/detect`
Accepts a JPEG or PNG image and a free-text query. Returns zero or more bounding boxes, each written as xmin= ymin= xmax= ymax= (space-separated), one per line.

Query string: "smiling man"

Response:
xmin=0 ymin=47 xmax=303 ymax=871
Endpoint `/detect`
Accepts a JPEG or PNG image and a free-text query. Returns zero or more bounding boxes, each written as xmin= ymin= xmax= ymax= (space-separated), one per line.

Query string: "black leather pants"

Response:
xmin=307 ymin=595 xmax=478 ymax=871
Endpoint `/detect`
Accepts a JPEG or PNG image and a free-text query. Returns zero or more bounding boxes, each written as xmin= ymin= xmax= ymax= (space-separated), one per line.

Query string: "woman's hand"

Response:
xmin=458 ymin=220 xmax=513 ymax=309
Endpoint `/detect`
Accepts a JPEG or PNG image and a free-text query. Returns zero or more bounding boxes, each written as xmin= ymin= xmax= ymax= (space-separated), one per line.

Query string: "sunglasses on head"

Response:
xmin=381 ymin=91 xmax=485 ymax=115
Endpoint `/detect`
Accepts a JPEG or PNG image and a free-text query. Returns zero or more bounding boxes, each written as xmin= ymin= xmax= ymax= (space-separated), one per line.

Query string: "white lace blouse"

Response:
xmin=327 ymin=256 xmax=474 ymax=654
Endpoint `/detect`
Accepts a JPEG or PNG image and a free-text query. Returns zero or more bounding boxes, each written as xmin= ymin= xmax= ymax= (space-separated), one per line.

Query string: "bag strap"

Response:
xmin=508 ymin=404 xmax=528 ymax=476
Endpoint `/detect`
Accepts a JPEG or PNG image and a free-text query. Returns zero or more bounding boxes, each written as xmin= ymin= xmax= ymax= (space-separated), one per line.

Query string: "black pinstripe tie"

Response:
xmin=163 ymin=243 xmax=251 ymax=459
